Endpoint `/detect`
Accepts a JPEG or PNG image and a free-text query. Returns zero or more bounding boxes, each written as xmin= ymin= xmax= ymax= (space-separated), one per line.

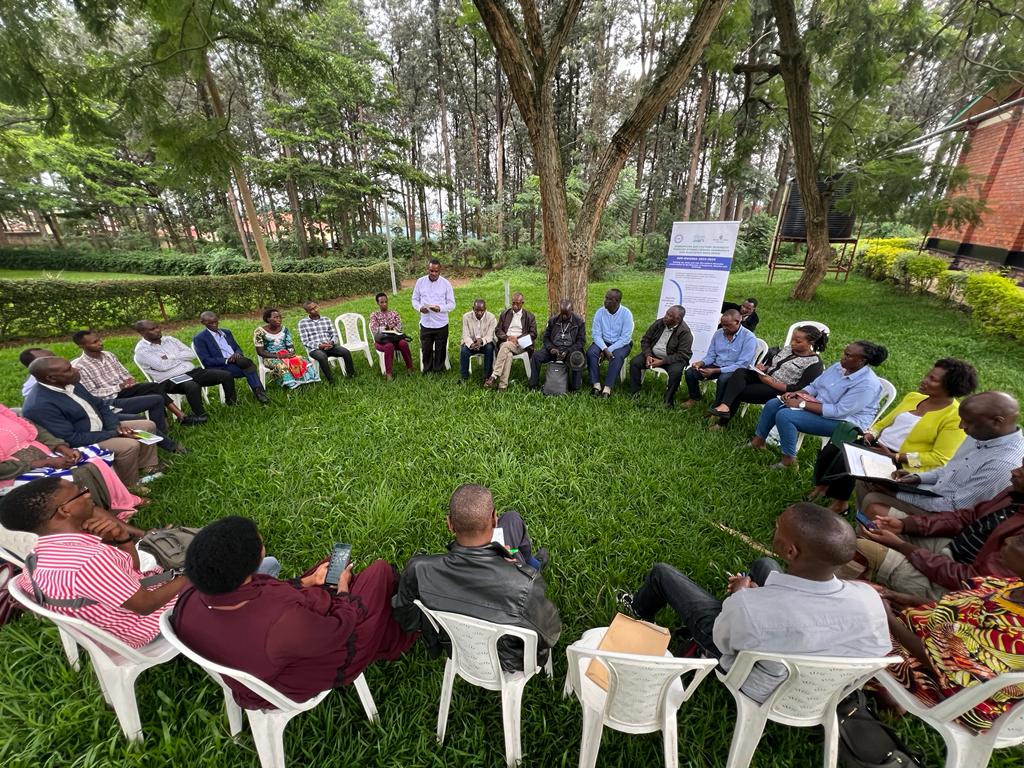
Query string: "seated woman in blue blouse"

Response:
xmin=747 ymin=340 xmax=888 ymax=469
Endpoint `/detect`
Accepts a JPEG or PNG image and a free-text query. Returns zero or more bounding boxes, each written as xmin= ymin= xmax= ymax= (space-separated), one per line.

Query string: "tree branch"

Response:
xmin=473 ymin=0 xmax=540 ymax=123
xmin=733 ymin=62 xmax=780 ymax=76
xmin=518 ymin=0 xmax=546 ymax=63
xmin=541 ymin=0 xmax=585 ymax=84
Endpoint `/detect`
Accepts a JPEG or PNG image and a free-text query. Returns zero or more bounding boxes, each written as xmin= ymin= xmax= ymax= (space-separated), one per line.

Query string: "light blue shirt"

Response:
xmin=702 ymin=326 xmax=757 ymax=373
xmin=899 ymin=428 xmax=1024 ymax=513
xmin=590 ymin=306 xmax=634 ymax=352
xmin=207 ymin=329 xmax=234 ymax=362
xmin=802 ymin=362 xmax=883 ymax=431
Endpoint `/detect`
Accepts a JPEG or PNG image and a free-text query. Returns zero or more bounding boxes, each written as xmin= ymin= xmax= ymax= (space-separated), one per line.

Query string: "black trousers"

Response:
xmin=165 ymin=367 xmax=235 ymax=415
xmin=309 ymin=345 xmax=354 ymax=382
xmin=419 ymin=325 xmax=449 ymax=373
xmin=628 ymin=356 xmax=687 ymax=404
xmin=715 ymin=370 xmax=780 ymax=422
xmin=529 ymin=347 xmax=581 ymax=390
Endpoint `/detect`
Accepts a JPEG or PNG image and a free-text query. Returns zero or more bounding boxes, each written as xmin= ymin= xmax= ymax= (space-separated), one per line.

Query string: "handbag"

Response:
xmin=137 ymin=527 xmax=200 ymax=570
xmin=837 ymin=690 xmax=924 ymax=768
xmin=0 ymin=562 xmax=22 ymax=626
xmin=543 ymin=362 xmax=569 ymax=396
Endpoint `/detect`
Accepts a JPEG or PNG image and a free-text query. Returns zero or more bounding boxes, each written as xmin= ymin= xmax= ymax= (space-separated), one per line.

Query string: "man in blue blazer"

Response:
xmin=192 ymin=312 xmax=269 ymax=404
xmin=23 ymin=357 xmax=183 ymax=487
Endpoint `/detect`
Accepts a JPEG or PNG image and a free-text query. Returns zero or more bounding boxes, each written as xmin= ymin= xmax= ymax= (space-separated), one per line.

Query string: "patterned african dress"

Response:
xmin=890 ymin=576 xmax=1024 ymax=731
xmin=253 ymin=326 xmax=320 ymax=389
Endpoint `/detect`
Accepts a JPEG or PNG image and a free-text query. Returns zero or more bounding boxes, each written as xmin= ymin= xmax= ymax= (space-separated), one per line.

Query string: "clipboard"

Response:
xmin=840 ymin=443 xmax=941 ymax=496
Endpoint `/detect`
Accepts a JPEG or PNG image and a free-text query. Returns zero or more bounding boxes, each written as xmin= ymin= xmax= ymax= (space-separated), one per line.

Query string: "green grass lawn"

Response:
xmin=0 ymin=267 xmax=1021 ymax=767
xmin=0 ymin=268 xmax=155 ymax=281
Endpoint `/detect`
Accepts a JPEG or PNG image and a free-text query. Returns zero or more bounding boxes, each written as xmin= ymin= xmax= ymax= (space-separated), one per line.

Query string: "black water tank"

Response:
xmin=780 ymin=176 xmax=856 ymax=240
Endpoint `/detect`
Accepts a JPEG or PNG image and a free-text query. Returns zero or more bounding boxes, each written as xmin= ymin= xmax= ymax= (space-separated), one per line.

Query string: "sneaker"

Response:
xmin=590 ymin=387 xmax=601 ymax=398
xmin=137 ymin=472 xmax=164 ymax=485
xmin=179 ymin=415 xmax=207 ymax=426
xmin=534 ymin=547 xmax=549 ymax=571
xmin=615 ymin=590 xmax=638 ymax=618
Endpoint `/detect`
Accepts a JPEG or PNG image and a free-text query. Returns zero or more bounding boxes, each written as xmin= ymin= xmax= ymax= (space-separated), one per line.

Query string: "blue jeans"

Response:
xmin=586 ymin=342 xmax=632 ymax=389
xmin=459 ymin=342 xmax=494 ymax=380
xmin=755 ymin=398 xmax=841 ymax=458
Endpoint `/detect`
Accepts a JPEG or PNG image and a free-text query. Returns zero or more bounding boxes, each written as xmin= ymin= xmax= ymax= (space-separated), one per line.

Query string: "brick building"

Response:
xmin=928 ymin=83 xmax=1024 ymax=268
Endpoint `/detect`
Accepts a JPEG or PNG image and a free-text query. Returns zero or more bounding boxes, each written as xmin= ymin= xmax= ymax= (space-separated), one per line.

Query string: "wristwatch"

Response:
xmin=797 ymin=400 xmax=807 ymax=409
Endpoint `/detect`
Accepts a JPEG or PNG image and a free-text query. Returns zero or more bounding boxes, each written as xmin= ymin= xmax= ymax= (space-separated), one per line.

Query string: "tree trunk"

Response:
xmin=681 ymin=66 xmax=711 ymax=220
xmin=203 ymin=62 xmax=273 ymax=273
xmin=225 ymin=185 xmax=253 ymax=260
xmin=282 ymin=146 xmax=309 ymax=259
xmin=768 ymin=141 xmax=792 ymax=216
xmin=42 ymin=211 xmax=64 ymax=247
xmin=474 ymin=0 xmax=730 ymax=315
xmin=495 ymin=62 xmax=506 ymax=240
xmin=769 ymin=0 xmax=830 ymax=300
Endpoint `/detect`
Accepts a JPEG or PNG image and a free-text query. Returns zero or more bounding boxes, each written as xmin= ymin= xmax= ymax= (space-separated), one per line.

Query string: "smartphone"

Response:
xmin=855 ymin=511 xmax=877 ymax=530
xmin=324 ymin=543 xmax=352 ymax=589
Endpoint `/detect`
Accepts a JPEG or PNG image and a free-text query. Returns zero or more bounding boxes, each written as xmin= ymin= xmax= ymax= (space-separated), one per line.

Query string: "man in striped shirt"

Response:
xmin=0 ymin=477 xmax=186 ymax=648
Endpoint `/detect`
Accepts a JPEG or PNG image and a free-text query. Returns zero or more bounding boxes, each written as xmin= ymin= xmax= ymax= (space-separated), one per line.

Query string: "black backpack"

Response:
xmin=837 ymin=690 xmax=924 ymax=768
xmin=542 ymin=362 xmax=569 ymax=396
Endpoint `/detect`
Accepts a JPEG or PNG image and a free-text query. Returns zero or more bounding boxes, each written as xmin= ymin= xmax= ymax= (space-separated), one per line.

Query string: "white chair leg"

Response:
xmin=544 ymin=655 xmax=553 ymax=678
xmin=562 ymin=669 xmax=574 ymax=699
xmin=362 ymin=346 xmax=373 ymax=367
xmin=942 ymin=726 xmax=997 ymax=768
xmin=247 ymin=709 xmax=291 ymax=768
xmin=98 ymin=664 xmax=145 ymax=742
xmin=437 ymin=659 xmax=455 ymax=744
xmin=663 ymin=710 xmax=680 ymax=768
xmin=578 ymin=705 xmax=604 ymax=768
xmin=724 ymin=699 xmax=768 ymax=768
xmin=821 ymin=714 xmax=840 ymax=768
xmin=214 ymin=679 xmax=244 ymax=737
xmin=500 ymin=680 xmax=526 ymax=766
xmin=353 ymin=673 xmax=378 ymax=723
xmin=58 ymin=628 xmax=80 ymax=671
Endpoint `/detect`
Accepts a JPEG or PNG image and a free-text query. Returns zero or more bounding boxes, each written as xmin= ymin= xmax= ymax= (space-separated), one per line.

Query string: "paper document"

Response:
xmin=842 ymin=443 xmax=898 ymax=479
xmin=130 ymin=430 xmax=164 ymax=445
xmin=491 ymin=527 xmax=505 ymax=546
xmin=517 ymin=334 xmax=532 ymax=348
xmin=585 ymin=613 xmax=670 ymax=691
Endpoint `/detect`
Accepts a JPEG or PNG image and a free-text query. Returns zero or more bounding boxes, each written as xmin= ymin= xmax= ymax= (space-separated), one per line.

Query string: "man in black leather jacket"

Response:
xmin=391 ymin=484 xmax=561 ymax=672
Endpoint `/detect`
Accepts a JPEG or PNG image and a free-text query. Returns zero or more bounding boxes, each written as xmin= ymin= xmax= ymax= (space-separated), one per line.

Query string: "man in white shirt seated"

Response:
xmin=1 ymin=477 xmax=187 ymax=648
xmin=131 ymin=320 xmax=238 ymax=416
xmin=18 ymin=347 xmax=54 ymax=399
xmin=618 ymin=503 xmax=891 ymax=701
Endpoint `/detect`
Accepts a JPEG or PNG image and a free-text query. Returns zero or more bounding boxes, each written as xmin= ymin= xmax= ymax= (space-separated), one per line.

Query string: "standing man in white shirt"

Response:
xmin=411 ymin=259 xmax=456 ymax=373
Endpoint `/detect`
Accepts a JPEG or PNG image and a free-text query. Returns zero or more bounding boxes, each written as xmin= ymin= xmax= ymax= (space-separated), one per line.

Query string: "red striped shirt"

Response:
xmin=18 ymin=533 xmax=174 ymax=648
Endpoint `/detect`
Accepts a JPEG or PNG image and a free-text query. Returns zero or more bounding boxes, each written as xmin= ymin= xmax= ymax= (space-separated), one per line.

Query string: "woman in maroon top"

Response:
xmin=173 ymin=516 xmax=416 ymax=709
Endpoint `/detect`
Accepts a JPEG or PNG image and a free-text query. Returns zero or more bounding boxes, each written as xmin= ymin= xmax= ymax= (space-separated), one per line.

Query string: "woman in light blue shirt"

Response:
xmin=748 ymin=341 xmax=888 ymax=468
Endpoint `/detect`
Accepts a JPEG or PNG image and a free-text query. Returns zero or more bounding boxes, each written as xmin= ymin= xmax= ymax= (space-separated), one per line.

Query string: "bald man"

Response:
xmin=391 ymin=484 xmax=560 ymax=671
xmin=857 ymin=391 xmax=1024 ymax=519
xmin=486 ymin=293 xmax=538 ymax=390
xmin=855 ymin=458 xmax=1024 ymax=601
xmin=628 ymin=305 xmax=694 ymax=407
xmin=22 ymin=357 xmax=165 ymax=487
xmin=619 ymin=503 xmax=890 ymax=702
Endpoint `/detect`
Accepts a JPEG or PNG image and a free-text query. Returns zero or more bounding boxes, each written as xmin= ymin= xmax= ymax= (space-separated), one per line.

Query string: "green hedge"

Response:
xmin=0 ymin=246 xmax=408 ymax=277
xmin=0 ymin=263 xmax=392 ymax=342
xmin=856 ymin=238 xmax=1024 ymax=343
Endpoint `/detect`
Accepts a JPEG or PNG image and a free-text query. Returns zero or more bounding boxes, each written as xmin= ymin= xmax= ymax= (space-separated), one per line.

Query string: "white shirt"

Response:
xmin=39 ymin=383 xmax=103 ymax=431
xmin=411 ymin=275 xmax=456 ymax=329
xmin=133 ymin=337 xmax=196 ymax=382
xmin=713 ymin=572 xmax=891 ymax=702
xmin=878 ymin=411 xmax=921 ymax=452
xmin=21 ymin=375 xmax=37 ymax=398
xmin=507 ymin=310 xmax=523 ymax=338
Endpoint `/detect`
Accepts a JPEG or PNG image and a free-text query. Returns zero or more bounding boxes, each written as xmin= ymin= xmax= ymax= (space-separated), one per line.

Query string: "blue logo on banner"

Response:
xmin=665 ymin=254 xmax=733 ymax=271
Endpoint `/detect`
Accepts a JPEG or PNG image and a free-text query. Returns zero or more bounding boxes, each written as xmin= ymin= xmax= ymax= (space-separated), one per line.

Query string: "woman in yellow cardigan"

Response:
xmin=810 ymin=358 xmax=978 ymax=512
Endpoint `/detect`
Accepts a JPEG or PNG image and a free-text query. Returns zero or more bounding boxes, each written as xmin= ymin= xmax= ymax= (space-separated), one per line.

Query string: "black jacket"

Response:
xmin=722 ymin=301 xmax=759 ymax=332
xmin=391 ymin=542 xmax=561 ymax=671
xmin=541 ymin=313 xmax=586 ymax=355
xmin=639 ymin=319 xmax=694 ymax=366
xmin=495 ymin=308 xmax=539 ymax=352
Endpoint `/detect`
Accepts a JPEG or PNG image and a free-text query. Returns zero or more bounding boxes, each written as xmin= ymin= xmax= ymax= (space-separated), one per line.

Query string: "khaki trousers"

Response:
xmin=856 ymin=535 xmax=953 ymax=601
xmin=96 ymin=419 xmax=159 ymax=487
xmin=492 ymin=341 xmax=525 ymax=388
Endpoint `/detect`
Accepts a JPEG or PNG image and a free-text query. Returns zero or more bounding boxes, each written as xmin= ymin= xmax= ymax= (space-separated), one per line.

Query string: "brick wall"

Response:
xmin=931 ymin=108 xmax=1024 ymax=254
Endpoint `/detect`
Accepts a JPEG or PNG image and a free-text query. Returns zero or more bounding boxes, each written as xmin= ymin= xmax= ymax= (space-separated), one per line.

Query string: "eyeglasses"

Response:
xmin=54 ymin=487 xmax=90 ymax=515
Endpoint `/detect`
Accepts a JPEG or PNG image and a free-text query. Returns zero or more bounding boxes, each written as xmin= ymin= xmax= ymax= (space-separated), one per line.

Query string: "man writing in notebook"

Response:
xmin=618 ymin=503 xmax=890 ymax=701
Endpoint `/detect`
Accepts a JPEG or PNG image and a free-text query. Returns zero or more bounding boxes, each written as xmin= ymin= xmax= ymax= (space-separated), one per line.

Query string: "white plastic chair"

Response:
xmin=0 ymin=541 xmax=83 ymax=670
xmin=563 ymin=627 xmax=717 ymax=768
xmin=874 ymin=669 xmax=1024 ymax=768
xmin=333 ymin=313 xmax=374 ymax=369
xmin=413 ymin=599 xmax=552 ymax=767
xmin=719 ymin=651 xmax=899 ymax=768
xmin=159 ymin=611 xmax=378 ymax=768
xmin=7 ymin=579 xmax=179 ymax=741
xmin=472 ymin=345 xmax=532 ymax=381
xmin=134 ymin=352 xmax=224 ymax=407
xmin=783 ymin=320 xmax=831 ymax=347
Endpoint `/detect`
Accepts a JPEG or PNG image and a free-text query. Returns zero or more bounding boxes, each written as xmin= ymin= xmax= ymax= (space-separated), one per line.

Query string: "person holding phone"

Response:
xmin=173 ymin=517 xmax=416 ymax=709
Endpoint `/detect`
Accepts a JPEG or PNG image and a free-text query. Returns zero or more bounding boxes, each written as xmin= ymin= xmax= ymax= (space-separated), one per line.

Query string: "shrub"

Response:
xmin=634 ymin=232 xmax=667 ymax=271
xmin=936 ymin=270 xmax=968 ymax=305
xmin=0 ymin=263 xmax=392 ymax=342
xmin=0 ymin=247 xmax=210 ymax=276
xmin=892 ymin=253 xmax=948 ymax=292
xmin=732 ymin=213 xmax=776 ymax=273
xmin=856 ymin=240 xmax=917 ymax=281
xmin=963 ymin=272 xmax=1024 ymax=342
